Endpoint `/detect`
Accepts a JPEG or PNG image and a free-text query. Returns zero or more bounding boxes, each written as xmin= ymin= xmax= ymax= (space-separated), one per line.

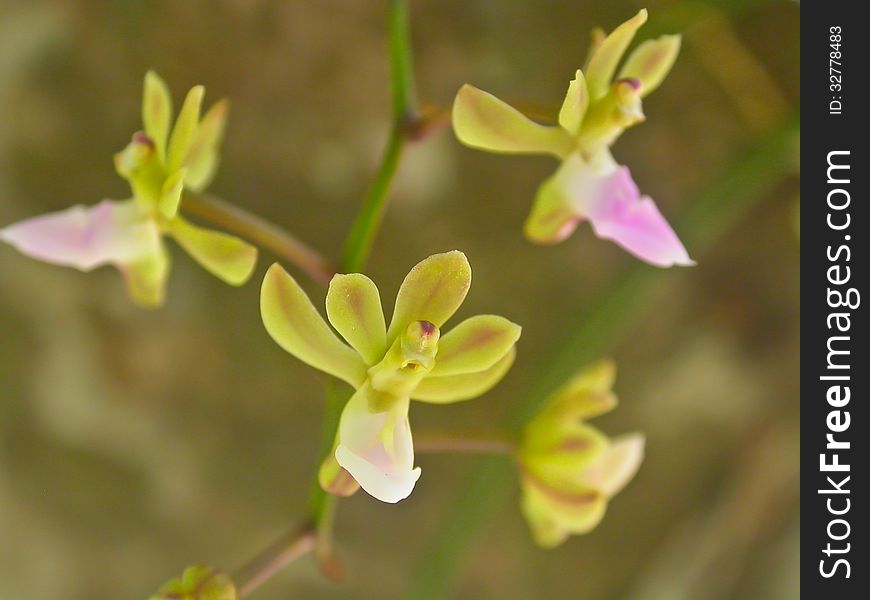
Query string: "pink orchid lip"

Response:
xmin=526 ymin=154 xmax=694 ymax=267
xmin=0 ymin=199 xmax=160 ymax=271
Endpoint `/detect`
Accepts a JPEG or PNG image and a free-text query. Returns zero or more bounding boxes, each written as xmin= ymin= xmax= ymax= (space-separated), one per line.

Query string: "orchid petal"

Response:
xmin=121 ymin=242 xmax=170 ymax=307
xmin=167 ymin=85 xmax=204 ymax=173
xmin=166 ymin=216 xmax=257 ymax=285
xmin=585 ymin=9 xmax=648 ymax=99
xmin=527 ymin=154 xmax=693 ymax=266
xmin=158 ymin=167 xmax=186 ymax=219
xmin=184 ymin=99 xmax=229 ymax=192
xmin=428 ymin=315 xmax=521 ymax=377
xmin=542 ymin=359 xmax=618 ymax=422
xmin=585 ymin=184 xmax=694 ymax=268
xmin=0 ymin=199 xmax=160 ymax=271
xmin=260 ymin=264 xmax=367 ymax=387
xmin=582 ymin=433 xmax=645 ymax=497
xmin=412 ymin=347 xmax=515 ymax=404
xmin=618 ymin=35 xmax=681 ymax=98
xmin=142 ymin=71 xmax=172 ymax=163
xmin=334 ymin=386 xmax=421 ymax=503
xmin=524 ymin=170 xmax=583 ymax=245
xmin=387 ymin=250 xmax=472 ymax=343
xmin=521 ymin=475 xmax=607 ymax=547
xmin=326 ymin=273 xmax=387 ymax=365
xmin=558 ymin=70 xmax=589 ymax=136
xmin=452 ymin=84 xmax=572 ymax=158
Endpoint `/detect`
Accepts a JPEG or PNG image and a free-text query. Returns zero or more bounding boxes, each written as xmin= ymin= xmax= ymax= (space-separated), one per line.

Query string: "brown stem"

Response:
xmin=182 ymin=192 xmax=337 ymax=285
xmin=234 ymin=523 xmax=318 ymax=598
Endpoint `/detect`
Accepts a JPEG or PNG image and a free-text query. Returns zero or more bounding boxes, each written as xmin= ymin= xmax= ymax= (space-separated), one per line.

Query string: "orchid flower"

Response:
xmin=0 ymin=71 xmax=257 ymax=306
xmin=518 ymin=360 xmax=644 ymax=547
xmin=452 ymin=9 xmax=693 ymax=267
xmin=260 ymin=251 xmax=521 ymax=503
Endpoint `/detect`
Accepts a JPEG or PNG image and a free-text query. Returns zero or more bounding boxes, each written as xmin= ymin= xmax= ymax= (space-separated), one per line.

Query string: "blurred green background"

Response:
xmin=0 ymin=0 xmax=799 ymax=598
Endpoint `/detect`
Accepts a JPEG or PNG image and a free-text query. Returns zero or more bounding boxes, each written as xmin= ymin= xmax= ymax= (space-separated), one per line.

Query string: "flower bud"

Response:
xmin=149 ymin=565 xmax=236 ymax=600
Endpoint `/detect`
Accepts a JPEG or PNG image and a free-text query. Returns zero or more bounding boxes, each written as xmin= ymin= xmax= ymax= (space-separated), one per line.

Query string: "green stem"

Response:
xmin=341 ymin=0 xmax=417 ymax=272
xmin=182 ymin=192 xmax=336 ymax=285
xmin=407 ymin=117 xmax=799 ymax=600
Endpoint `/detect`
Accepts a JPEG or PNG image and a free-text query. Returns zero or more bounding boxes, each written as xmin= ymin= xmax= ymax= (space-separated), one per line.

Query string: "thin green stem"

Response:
xmin=182 ymin=192 xmax=336 ymax=285
xmin=407 ymin=117 xmax=799 ymax=600
xmin=340 ymin=132 xmax=406 ymax=273
xmin=341 ymin=0 xmax=417 ymax=272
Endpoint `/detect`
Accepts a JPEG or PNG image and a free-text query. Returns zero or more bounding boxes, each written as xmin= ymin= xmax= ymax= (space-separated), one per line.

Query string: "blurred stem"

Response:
xmin=234 ymin=523 xmax=317 ymax=598
xmin=407 ymin=116 xmax=799 ymax=600
xmin=341 ymin=0 xmax=418 ymax=272
xmin=182 ymin=192 xmax=336 ymax=285
xmin=414 ymin=431 xmax=516 ymax=455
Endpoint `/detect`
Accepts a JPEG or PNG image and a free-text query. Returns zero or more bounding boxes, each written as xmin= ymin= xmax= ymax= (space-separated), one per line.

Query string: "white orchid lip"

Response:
xmin=333 ymin=387 xmax=422 ymax=504
xmin=335 ymin=444 xmax=421 ymax=504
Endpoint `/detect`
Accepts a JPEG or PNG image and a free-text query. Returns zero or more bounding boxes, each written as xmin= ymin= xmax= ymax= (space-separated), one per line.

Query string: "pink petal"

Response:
xmin=584 ymin=168 xmax=694 ymax=267
xmin=530 ymin=153 xmax=694 ymax=267
xmin=1 ymin=200 xmax=161 ymax=271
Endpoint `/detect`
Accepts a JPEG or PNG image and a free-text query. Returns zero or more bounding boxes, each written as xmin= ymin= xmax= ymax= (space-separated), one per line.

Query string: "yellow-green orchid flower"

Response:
xmin=261 ymin=251 xmax=521 ymax=503
xmin=518 ymin=360 xmax=644 ymax=547
xmin=453 ymin=9 xmax=693 ymax=267
xmin=1 ymin=71 xmax=257 ymax=306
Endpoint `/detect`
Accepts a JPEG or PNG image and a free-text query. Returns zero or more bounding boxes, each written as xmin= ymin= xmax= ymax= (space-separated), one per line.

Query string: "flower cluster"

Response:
xmin=452 ymin=9 xmax=693 ymax=267
xmin=518 ymin=360 xmax=644 ymax=547
xmin=0 ymin=72 xmax=257 ymax=306
xmin=261 ymin=251 xmax=521 ymax=502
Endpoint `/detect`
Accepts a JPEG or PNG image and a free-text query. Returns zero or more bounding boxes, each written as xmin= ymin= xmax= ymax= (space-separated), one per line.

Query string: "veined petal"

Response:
xmin=387 ymin=250 xmax=472 ymax=343
xmin=326 ymin=273 xmax=387 ymax=365
xmin=334 ymin=386 xmax=421 ymax=503
xmin=428 ymin=315 xmax=521 ymax=377
xmin=542 ymin=359 xmax=618 ymax=422
xmin=260 ymin=264 xmax=367 ymax=387
xmin=453 ymin=84 xmax=573 ymax=158
xmin=142 ymin=71 xmax=172 ymax=163
xmin=582 ymin=433 xmax=644 ymax=497
xmin=412 ymin=347 xmax=515 ymax=404
xmin=521 ymin=474 xmax=607 ymax=546
xmin=618 ymin=35 xmax=681 ymax=98
xmin=184 ymin=99 xmax=229 ymax=192
xmin=558 ymin=70 xmax=589 ymax=137
xmin=0 ymin=199 xmax=160 ymax=271
xmin=521 ymin=422 xmax=610 ymax=486
xmin=167 ymin=85 xmax=205 ymax=173
xmin=585 ymin=9 xmax=648 ymax=99
xmin=165 ymin=216 xmax=257 ymax=285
